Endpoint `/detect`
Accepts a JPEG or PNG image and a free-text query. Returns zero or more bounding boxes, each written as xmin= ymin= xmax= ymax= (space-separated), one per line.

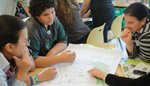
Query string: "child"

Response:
xmin=26 ymin=0 xmax=76 ymax=67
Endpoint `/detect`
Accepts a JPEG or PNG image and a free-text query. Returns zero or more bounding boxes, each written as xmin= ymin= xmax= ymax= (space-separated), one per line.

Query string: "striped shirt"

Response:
xmin=130 ymin=21 xmax=150 ymax=61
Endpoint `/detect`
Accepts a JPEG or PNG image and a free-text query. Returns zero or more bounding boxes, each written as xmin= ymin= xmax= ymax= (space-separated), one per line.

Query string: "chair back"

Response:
xmin=86 ymin=23 xmax=105 ymax=47
xmin=111 ymin=15 xmax=124 ymax=38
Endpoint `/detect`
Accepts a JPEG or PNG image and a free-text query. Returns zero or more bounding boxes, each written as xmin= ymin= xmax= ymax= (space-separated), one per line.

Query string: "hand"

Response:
xmin=121 ymin=28 xmax=132 ymax=44
xmin=24 ymin=6 xmax=30 ymax=16
xmin=88 ymin=68 xmax=107 ymax=80
xmin=38 ymin=67 xmax=57 ymax=82
xmin=13 ymin=48 xmax=34 ymax=81
xmin=57 ymin=50 xmax=76 ymax=63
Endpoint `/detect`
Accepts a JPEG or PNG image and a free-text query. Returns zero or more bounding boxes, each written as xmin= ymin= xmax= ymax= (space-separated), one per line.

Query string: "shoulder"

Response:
xmin=52 ymin=17 xmax=64 ymax=29
xmin=26 ymin=17 xmax=41 ymax=36
xmin=26 ymin=17 xmax=38 ymax=29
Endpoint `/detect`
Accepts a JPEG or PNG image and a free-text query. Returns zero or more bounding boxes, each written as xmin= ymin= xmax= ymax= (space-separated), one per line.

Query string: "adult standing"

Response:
xmin=81 ymin=0 xmax=115 ymax=42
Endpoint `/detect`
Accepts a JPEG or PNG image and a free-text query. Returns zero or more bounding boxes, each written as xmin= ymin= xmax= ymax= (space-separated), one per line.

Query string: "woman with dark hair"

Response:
xmin=55 ymin=0 xmax=91 ymax=44
xmin=122 ymin=2 xmax=150 ymax=62
xmin=80 ymin=0 xmax=115 ymax=42
xmin=0 ymin=15 xmax=57 ymax=86
xmin=26 ymin=0 xmax=76 ymax=68
xmin=88 ymin=2 xmax=150 ymax=86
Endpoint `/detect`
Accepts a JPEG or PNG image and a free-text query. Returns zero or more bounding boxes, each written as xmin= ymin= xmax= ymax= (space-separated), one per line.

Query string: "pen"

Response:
xmin=133 ymin=70 xmax=149 ymax=76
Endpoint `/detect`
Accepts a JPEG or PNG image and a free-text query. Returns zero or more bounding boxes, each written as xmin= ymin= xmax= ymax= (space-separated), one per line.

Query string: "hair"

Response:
xmin=56 ymin=0 xmax=78 ymax=28
xmin=124 ymin=2 xmax=150 ymax=21
xmin=29 ymin=0 xmax=56 ymax=16
xmin=0 ymin=15 xmax=26 ymax=51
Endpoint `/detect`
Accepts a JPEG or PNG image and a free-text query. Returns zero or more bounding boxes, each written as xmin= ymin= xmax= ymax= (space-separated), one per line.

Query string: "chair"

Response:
xmin=107 ymin=15 xmax=124 ymax=50
xmin=86 ymin=23 xmax=105 ymax=47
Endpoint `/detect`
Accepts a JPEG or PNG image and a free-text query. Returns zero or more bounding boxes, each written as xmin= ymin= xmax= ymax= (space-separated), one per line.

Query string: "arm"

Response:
xmin=18 ymin=0 xmax=30 ymax=16
xmin=80 ymin=0 xmax=91 ymax=17
xmin=89 ymin=68 xmax=150 ymax=86
xmin=46 ymin=42 xmax=67 ymax=57
xmin=0 ymin=69 xmax=27 ymax=86
xmin=34 ymin=50 xmax=76 ymax=68
xmin=0 ymin=69 xmax=8 ymax=86
xmin=82 ymin=9 xmax=91 ymax=18
xmin=105 ymin=73 xmax=150 ymax=86
xmin=121 ymin=28 xmax=134 ymax=54
xmin=25 ymin=67 xmax=57 ymax=86
xmin=12 ymin=47 xmax=33 ymax=86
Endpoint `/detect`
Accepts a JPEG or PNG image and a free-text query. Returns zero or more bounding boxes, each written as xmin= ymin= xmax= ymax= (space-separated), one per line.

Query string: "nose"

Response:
xmin=48 ymin=13 xmax=53 ymax=20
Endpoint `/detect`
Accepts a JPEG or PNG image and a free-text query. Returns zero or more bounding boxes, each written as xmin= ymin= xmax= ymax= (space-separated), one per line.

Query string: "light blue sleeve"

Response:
xmin=12 ymin=80 xmax=27 ymax=86
xmin=0 ymin=69 xmax=8 ymax=86
xmin=0 ymin=69 xmax=27 ymax=86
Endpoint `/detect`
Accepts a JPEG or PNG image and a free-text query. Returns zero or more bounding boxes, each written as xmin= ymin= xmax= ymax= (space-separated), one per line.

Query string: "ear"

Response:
xmin=141 ymin=18 xmax=147 ymax=26
xmin=4 ymin=43 xmax=14 ymax=53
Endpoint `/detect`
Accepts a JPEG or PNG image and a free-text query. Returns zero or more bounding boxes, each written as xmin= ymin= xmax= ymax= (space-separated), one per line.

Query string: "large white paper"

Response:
xmin=34 ymin=44 xmax=122 ymax=86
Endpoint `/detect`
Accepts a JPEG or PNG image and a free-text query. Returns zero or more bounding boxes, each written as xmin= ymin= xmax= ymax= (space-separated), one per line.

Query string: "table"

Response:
xmin=28 ymin=44 xmax=123 ymax=86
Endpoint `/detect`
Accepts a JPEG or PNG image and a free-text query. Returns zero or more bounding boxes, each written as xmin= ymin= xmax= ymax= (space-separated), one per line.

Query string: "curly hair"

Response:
xmin=29 ymin=0 xmax=56 ymax=16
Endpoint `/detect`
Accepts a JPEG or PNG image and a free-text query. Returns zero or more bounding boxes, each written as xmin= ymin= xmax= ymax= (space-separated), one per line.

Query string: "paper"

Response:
xmin=34 ymin=44 xmax=122 ymax=86
xmin=124 ymin=62 xmax=150 ymax=78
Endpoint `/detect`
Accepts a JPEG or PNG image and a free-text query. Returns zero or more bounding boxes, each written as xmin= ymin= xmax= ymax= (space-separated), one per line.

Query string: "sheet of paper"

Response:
xmin=34 ymin=44 xmax=122 ymax=86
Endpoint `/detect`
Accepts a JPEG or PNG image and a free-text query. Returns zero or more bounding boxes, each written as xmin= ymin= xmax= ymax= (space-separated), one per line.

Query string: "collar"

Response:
xmin=140 ymin=22 xmax=150 ymax=34
xmin=0 ymin=52 xmax=10 ymax=72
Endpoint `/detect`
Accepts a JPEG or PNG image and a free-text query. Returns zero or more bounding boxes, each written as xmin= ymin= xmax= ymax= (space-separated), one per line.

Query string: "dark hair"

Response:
xmin=124 ymin=2 xmax=150 ymax=21
xmin=0 ymin=15 xmax=26 ymax=51
xmin=29 ymin=0 xmax=56 ymax=16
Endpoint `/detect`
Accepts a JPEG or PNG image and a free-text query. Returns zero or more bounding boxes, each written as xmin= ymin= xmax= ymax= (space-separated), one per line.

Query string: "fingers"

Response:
xmin=13 ymin=56 xmax=20 ymax=66
xmin=121 ymin=28 xmax=131 ymax=38
xmin=48 ymin=67 xmax=56 ymax=71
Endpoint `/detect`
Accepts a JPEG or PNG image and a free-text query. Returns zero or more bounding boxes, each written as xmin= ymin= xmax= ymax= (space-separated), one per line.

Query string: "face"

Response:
xmin=36 ymin=8 xmax=55 ymax=27
xmin=11 ymin=27 xmax=29 ymax=58
xmin=124 ymin=14 xmax=146 ymax=32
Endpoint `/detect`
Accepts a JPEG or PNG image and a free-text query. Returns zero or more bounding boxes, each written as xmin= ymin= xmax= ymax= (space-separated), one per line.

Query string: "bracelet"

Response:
xmin=30 ymin=76 xmax=33 ymax=85
xmin=30 ymin=74 xmax=40 ymax=85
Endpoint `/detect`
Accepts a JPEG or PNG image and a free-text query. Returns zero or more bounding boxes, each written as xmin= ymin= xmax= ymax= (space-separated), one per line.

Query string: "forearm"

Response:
xmin=34 ymin=55 xmax=62 ymax=68
xmin=16 ymin=71 xmax=28 ymax=83
xmin=25 ymin=73 xmax=46 ymax=86
xmin=18 ymin=0 xmax=29 ymax=8
xmin=125 ymin=41 xmax=134 ymax=54
xmin=105 ymin=74 xmax=150 ymax=86
xmin=46 ymin=43 xmax=67 ymax=56
xmin=80 ymin=0 xmax=90 ymax=17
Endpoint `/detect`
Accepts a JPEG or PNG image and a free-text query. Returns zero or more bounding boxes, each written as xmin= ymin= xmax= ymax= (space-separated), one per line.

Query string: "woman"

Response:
xmin=80 ymin=0 xmax=115 ymax=42
xmin=121 ymin=2 xmax=150 ymax=62
xmin=88 ymin=2 xmax=150 ymax=86
xmin=0 ymin=15 xmax=57 ymax=86
xmin=55 ymin=0 xmax=91 ymax=44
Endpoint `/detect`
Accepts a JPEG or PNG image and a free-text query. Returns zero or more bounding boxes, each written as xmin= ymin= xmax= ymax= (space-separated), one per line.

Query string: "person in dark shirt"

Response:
xmin=80 ymin=0 xmax=115 ymax=42
xmin=55 ymin=0 xmax=91 ymax=44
